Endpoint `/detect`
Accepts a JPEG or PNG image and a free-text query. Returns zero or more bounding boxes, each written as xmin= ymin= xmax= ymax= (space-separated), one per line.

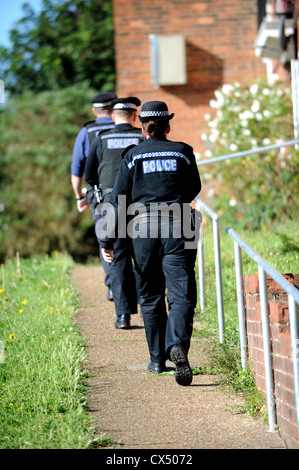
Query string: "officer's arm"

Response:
xmin=71 ymin=174 xmax=84 ymax=199
xmin=71 ymin=128 xmax=90 ymax=211
xmin=85 ymin=138 xmax=100 ymax=186
xmin=185 ymin=147 xmax=202 ymax=201
xmin=99 ymin=157 xmax=133 ymax=248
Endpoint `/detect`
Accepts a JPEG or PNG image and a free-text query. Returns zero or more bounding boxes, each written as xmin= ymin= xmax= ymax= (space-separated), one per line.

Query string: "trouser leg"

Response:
xmin=162 ymin=249 xmax=197 ymax=357
xmin=133 ymin=238 xmax=167 ymax=364
xmin=92 ymin=206 xmax=111 ymax=287
xmin=111 ymin=236 xmax=138 ymax=316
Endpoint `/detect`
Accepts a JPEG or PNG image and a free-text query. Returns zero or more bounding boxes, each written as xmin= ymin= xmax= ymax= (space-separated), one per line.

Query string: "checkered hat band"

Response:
xmin=113 ymin=103 xmax=137 ymax=110
xmin=141 ymin=111 xmax=170 ymax=117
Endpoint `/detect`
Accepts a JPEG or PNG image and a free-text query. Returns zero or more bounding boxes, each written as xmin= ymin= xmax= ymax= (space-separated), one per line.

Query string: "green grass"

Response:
xmin=193 ymin=217 xmax=299 ymax=419
xmin=0 ymin=252 xmax=111 ymax=449
xmin=0 ymin=219 xmax=298 ymax=445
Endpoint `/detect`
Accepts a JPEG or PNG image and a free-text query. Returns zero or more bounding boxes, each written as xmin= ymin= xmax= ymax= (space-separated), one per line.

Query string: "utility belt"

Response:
xmin=86 ymin=185 xmax=113 ymax=209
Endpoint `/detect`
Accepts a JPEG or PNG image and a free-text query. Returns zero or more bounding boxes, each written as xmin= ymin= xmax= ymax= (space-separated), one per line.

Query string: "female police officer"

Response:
xmin=100 ymin=101 xmax=201 ymax=386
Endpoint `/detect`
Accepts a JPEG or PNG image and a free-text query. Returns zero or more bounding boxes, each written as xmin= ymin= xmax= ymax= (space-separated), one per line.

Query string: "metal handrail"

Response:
xmin=226 ymin=227 xmax=299 ymax=435
xmin=195 ymin=197 xmax=225 ymax=343
xmin=197 ymin=139 xmax=299 ymax=167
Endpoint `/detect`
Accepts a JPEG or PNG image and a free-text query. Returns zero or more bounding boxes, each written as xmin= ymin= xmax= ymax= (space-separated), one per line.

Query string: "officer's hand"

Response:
xmin=76 ymin=196 xmax=90 ymax=212
xmin=101 ymin=248 xmax=114 ymax=263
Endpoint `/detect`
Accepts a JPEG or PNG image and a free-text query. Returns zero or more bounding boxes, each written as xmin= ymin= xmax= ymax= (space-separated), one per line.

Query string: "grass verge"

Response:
xmin=0 ymin=252 xmax=111 ymax=449
xmin=193 ymin=217 xmax=299 ymax=421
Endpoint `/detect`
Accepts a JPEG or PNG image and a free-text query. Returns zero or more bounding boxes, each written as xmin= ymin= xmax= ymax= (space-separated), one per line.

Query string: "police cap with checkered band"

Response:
xmin=138 ymin=101 xmax=174 ymax=123
xmin=111 ymin=97 xmax=141 ymax=111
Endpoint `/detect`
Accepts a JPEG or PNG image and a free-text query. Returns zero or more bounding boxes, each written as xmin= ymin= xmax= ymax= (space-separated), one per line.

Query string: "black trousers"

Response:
xmin=97 ymin=193 xmax=138 ymax=316
xmin=110 ymin=235 xmax=138 ymax=317
xmin=132 ymin=225 xmax=197 ymax=364
xmin=92 ymin=206 xmax=111 ymax=288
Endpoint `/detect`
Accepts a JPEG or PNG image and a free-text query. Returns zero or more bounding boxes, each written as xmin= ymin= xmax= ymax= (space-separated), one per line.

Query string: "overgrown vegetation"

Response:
xmin=200 ymin=76 xmax=299 ymax=229
xmin=193 ymin=217 xmax=299 ymax=420
xmin=0 ymin=252 xmax=111 ymax=449
xmin=0 ymin=85 xmax=100 ymax=263
xmin=0 ymin=0 xmax=116 ymax=264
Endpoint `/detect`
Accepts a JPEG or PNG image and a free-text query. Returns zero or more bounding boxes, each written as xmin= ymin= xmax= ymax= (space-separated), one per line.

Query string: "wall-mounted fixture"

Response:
xmin=255 ymin=0 xmax=297 ymax=63
xmin=149 ymin=34 xmax=187 ymax=88
xmin=254 ymin=17 xmax=296 ymax=62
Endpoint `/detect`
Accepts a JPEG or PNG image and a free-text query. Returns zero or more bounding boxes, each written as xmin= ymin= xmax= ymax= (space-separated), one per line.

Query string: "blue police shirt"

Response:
xmin=71 ymin=117 xmax=115 ymax=177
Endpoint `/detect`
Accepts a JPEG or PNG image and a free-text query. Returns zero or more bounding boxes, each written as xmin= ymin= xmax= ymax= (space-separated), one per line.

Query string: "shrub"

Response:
xmin=200 ymin=75 xmax=299 ymax=229
xmin=0 ymin=84 xmax=99 ymax=263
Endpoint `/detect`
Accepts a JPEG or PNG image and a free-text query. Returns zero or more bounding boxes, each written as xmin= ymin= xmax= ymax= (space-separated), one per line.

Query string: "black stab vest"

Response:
xmin=98 ymin=127 xmax=144 ymax=189
xmin=84 ymin=120 xmax=115 ymax=144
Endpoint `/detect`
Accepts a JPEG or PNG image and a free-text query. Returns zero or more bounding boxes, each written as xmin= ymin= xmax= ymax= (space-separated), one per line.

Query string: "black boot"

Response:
xmin=114 ymin=314 xmax=130 ymax=329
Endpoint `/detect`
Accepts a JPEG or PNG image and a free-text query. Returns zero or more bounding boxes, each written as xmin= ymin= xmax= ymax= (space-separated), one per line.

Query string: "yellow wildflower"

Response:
xmin=9 ymin=334 xmax=15 ymax=340
xmin=21 ymin=300 xmax=27 ymax=305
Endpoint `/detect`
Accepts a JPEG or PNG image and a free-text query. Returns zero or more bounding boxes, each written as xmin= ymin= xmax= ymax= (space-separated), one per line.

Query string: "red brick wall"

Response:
xmin=112 ymin=0 xmax=267 ymax=153
xmin=244 ymin=273 xmax=299 ymax=449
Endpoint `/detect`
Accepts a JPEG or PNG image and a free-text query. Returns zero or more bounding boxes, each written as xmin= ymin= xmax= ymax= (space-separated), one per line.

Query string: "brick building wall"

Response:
xmin=112 ymin=0 xmax=267 ymax=153
xmin=243 ymin=273 xmax=299 ymax=449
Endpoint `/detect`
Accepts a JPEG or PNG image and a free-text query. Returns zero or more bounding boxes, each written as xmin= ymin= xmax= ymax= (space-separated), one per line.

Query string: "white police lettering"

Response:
xmin=143 ymin=159 xmax=177 ymax=174
xmin=127 ymin=151 xmax=191 ymax=169
xmin=107 ymin=138 xmax=139 ymax=149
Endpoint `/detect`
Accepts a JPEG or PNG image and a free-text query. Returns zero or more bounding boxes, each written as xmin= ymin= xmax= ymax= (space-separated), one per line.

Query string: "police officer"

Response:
xmin=100 ymin=101 xmax=202 ymax=385
xmin=71 ymin=92 xmax=117 ymax=300
xmin=85 ymin=97 xmax=144 ymax=329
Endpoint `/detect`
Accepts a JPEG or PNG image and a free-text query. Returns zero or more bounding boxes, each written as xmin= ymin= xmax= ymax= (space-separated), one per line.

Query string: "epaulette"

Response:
xmin=121 ymin=144 xmax=136 ymax=159
xmin=83 ymin=120 xmax=96 ymax=127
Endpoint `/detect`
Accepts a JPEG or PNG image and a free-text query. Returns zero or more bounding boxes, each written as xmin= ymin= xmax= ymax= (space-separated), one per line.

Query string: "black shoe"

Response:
xmin=114 ymin=314 xmax=130 ymax=329
xmin=107 ymin=288 xmax=113 ymax=301
xmin=147 ymin=361 xmax=166 ymax=374
xmin=170 ymin=345 xmax=193 ymax=386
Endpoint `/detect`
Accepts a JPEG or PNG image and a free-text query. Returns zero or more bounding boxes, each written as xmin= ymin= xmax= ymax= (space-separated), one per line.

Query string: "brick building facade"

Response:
xmin=112 ymin=0 xmax=267 ymax=153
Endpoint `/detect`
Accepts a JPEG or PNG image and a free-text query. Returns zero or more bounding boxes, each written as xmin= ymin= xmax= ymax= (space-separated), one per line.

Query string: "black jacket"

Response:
xmin=100 ymin=136 xmax=201 ymax=248
xmin=85 ymin=123 xmax=143 ymax=188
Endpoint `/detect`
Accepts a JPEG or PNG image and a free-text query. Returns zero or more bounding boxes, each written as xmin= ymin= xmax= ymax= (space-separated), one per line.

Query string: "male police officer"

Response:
xmin=85 ymin=97 xmax=143 ymax=329
xmin=71 ymin=92 xmax=117 ymax=300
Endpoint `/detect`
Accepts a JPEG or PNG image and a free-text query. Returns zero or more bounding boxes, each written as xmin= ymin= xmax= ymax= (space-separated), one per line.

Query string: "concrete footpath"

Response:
xmin=71 ymin=265 xmax=287 ymax=450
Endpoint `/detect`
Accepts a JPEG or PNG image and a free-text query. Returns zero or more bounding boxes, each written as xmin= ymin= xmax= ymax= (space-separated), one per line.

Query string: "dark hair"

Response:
xmin=142 ymin=119 xmax=170 ymax=139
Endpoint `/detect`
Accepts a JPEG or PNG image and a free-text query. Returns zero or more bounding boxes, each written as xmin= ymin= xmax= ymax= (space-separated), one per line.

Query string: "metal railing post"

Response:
xmin=288 ymin=295 xmax=299 ymax=435
xmin=196 ymin=198 xmax=225 ymax=342
xmin=258 ymin=265 xmax=277 ymax=432
xmin=213 ymin=217 xmax=225 ymax=343
xmin=226 ymin=227 xmax=299 ymax=436
xmin=197 ymin=204 xmax=205 ymax=312
xmin=233 ymin=240 xmax=247 ymax=370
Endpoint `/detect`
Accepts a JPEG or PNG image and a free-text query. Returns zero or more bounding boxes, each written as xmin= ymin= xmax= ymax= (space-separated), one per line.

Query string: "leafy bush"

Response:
xmin=0 ymin=84 xmax=100 ymax=263
xmin=200 ymin=75 xmax=299 ymax=229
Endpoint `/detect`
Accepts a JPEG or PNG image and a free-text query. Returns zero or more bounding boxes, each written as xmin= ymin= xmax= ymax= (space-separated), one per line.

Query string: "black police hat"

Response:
xmin=111 ymin=97 xmax=141 ymax=111
xmin=138 ymin=101 xmax=174 ymax=122
xmin=90 ymin=92 xmax=118 ymax=108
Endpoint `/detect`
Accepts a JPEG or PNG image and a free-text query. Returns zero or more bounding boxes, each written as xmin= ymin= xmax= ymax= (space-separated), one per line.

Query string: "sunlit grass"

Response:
xmin=0 ymin=252 xmax=111 ymax=449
